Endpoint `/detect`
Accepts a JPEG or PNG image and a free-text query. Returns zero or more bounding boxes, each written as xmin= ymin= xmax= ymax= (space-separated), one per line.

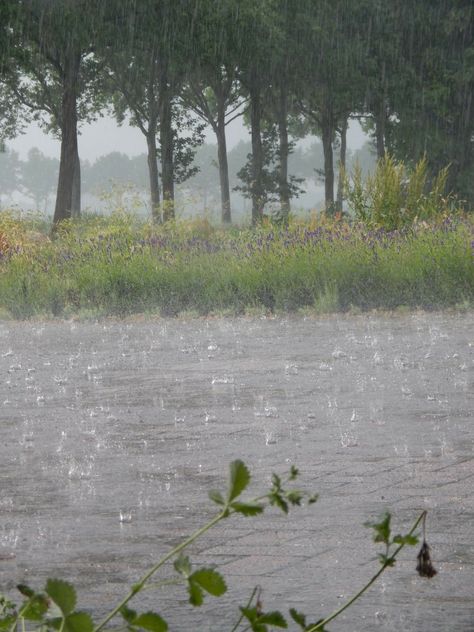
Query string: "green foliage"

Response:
xmin=45 ymin=579 xmax=77 ymax=616
xmin=365 ymin=512 xmax=420 ymax=567
xmin=0 ymin=460 xmax=435 ymax=632
xmin=0 ymin=213 xmax=473 ymax=319
xmin=344 ymin=156 xmax=454 ymax=230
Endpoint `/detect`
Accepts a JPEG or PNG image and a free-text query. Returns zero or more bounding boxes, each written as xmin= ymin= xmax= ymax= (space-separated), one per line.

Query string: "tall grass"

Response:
xmin=344 ymin=155 xmax=454 ymax=229
xmin=0 ymin=209 xmax=473 ymax=319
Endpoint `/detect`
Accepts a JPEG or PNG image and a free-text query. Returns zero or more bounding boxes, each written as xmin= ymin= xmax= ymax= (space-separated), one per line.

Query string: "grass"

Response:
xmin=0 ymin=209 xmax=473 ymax=319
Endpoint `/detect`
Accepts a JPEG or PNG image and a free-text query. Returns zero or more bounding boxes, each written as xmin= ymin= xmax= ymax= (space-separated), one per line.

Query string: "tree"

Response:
xmin=181 ymin=0 xmax=248 ymax=223
xmin=0 ymin=1 xmax=26 ymax=149
xmin=387 ymin=0 xmax=474 ymax=205
xmin=234 ymin=0 xmax=283 ymax=224
xmin=293 ymin=0 xmax=367 ymax=213
xmin=102 ymin=0 xmax=202 ymax=222
xmin=1 ymin=0 xmax=109 ymax=224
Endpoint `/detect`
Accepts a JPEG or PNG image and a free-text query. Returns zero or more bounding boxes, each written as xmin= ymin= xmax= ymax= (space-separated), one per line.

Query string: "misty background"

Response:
xmin=1 ymin=117 xmax=375 ymax=220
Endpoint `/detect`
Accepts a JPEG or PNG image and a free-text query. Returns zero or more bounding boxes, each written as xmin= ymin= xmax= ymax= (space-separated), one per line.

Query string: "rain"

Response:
xmin=0 ymin=1 xmax=473 ymax=631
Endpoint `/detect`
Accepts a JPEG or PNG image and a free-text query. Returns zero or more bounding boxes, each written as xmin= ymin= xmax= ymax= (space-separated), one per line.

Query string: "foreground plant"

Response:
xmin=0 ymin=461 xmax=436 ymax=631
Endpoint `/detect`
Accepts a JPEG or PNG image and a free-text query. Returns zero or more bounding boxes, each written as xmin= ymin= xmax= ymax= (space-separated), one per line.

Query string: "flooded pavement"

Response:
xmin=0 ymin=312 xmax=473 ymax=631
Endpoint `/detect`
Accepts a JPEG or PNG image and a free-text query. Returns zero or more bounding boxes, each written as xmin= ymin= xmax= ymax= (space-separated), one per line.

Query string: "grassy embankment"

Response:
xmin=0 ymin=208 xmax=473 ymax=319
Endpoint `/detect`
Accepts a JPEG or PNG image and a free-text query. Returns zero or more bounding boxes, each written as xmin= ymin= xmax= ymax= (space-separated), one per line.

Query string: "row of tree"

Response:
xmin=0 ymin=141 xmax=376 ymax=215
xmin=0 ymin=0 xmax=472 ymax=225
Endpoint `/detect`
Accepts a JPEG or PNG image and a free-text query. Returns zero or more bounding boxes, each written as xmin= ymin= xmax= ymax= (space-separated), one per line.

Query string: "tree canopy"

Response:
xmin=0 ymin=0 xmax=472 ymax=223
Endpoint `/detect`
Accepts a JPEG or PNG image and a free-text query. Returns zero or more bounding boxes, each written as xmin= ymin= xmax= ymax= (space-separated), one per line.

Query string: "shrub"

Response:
xmin=344 ymin=155 xmax=454 ymax=230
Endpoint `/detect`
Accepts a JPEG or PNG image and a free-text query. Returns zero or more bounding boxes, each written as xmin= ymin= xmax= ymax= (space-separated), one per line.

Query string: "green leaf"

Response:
xmin=240 ymin=606 xmax=258 ymax=624
xmin=259 ymin=611 xmax=287 ymax=627
xmin=289 ymin=608 xmax=306 ymax=628
xmin=134 ymin=612 xmax=168 ymax=632
xmin=378 ymin=554 xmax=396 ymax=567
xmin=47 ymin=617 xmax=63 ymax=630
xmin=365 ymin=512 xmax=391 ymax=544
xmin=230 ymin=501 xmax=265 ymax=516
xmin=271 ymin=473 xmax=282 ymax=489
xmin=208 ymin=489 xmax=225 ymax=505
xmin=174 ymin=554 xmax=192 ymax=577
xmin=119 ymin=605 xmax=137 ymax=623
xmin=187 ymin=581 xmax=204 ymax=607
xmin=289 ymin=466 xmax=299 ymax=481
xmin=20 ymin=595 xmax=49 ymax=621
xmin=270 ymin=493 xmax=288 ymax=514
xmin=228 ymin=460 xmax=251 ymax=502
xmin=0 ymin=617 xmax=16 ymax=631
xmin=63 ymin=612 xmax=94 ymax=632
xmin=16 ymin=585 xmax=34 ymax=598
xmin=190 ymin=569 xmax=227 ymax=597
xmin=46 ymin=579 xmax=76 ymax=616
xmin=285 ymin=490 xmax=303 ymax=506
xmin=308 ymin=494 xmax=319 ymax=505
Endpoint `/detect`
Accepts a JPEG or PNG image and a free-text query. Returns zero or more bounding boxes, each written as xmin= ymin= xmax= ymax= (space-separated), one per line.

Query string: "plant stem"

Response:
xmin=93 ymin=509 xmax=226 ymax=632
xmin=306 ymin=510 xmax=427 ymax=632
xmin=229 ymin=585 xmax=259 ymax=632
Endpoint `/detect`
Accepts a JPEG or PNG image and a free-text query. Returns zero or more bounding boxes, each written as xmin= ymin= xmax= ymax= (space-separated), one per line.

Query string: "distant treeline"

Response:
xmin=0 ymin=1 xmax=472 ymax=224
xmin=0 ymin=141 xmax=376 ymax=218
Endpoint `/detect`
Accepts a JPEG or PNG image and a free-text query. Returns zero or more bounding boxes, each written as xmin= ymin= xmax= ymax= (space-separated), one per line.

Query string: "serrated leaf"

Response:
xmin=46 ymin=579 xmax=76 ymax=616
xmin=258 ymin=611 xmax=287 ymax=627
xmin=134 ymin=611 xmax=168 ymax=632
xmin=190 ymin=569 xmax=227 ymax=597
xmin=366 ymin=512 xmax=391 ymax=544
xmin=63 ymin=612 xmax=94 ymax=632
xmin=208 ymin=489 xmax=225 ymax=505
xmin=119 ymin=605 xmax=137 ymax=624
xmin=228 ymin=460 xmax=251 ymax=502
xmin=378 ymin=554 xmax=396 ymax=567
xmin=270 ymin=493 xmax=288 ymax=514
xmin=271 ymin=473 xmax=281 ymax=489
xmin=230 ymin=501 xmax=264 ymax=516
xmin=289 ymin=608 xmax=306 ymax=628
xmin=285 ymin=490 xmax=303 ymax=506
xmin=187 ymin=581 xmax=204 ymax=607
xmin=174 ymin=554 xmax=192 ymax=577
xmin=20 ymin=595 xmax=49 ymax=621
xmin=240 ymin=606 xmax=258 ymax=623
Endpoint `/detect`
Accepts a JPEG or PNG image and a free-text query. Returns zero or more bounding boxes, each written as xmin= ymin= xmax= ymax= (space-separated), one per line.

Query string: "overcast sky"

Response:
xmin=8 ymin=115 xmax=368 ymax=162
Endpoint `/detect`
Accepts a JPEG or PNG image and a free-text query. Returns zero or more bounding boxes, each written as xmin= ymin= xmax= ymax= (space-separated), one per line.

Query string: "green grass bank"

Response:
xmin=0 ymin=211 xmax=473 ymax=319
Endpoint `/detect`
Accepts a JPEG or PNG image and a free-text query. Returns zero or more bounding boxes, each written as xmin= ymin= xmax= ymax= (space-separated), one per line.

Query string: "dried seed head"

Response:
xmin=416 ymin=540 xmax=437 ymax=578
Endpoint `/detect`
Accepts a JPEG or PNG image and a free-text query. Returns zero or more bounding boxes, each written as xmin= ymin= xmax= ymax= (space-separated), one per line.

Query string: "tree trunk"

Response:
xmin=249 ymin=82 xmax=264 ymax=224
xmin=146 ymin=130 xmax=161 ymax=222
xmin=71 ymin=148 xmax=81 ymax=218
xmin=336 ymin=115 xmax=348 ymax=214
xmin=277 ymin=86 xmax=290 ymax=222
xmin=321 ymin=110 xmax=335 ymax=213
xmin=375 ymin=102 xmax=386 ymax=159
xmin=375 ymin=62 xmax=387 ymax=160
xmin=216 ymin=99 xmax=231 ymax=223
xmin=159 ymin=84 xmax=174 ymax=222
xmin=53 ymin=49 xmax=80 ymax=225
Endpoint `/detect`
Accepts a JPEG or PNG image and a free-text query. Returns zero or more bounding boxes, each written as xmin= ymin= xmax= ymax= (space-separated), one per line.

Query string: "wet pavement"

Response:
xmin=0 ymin=312 xmax=473 ymax=630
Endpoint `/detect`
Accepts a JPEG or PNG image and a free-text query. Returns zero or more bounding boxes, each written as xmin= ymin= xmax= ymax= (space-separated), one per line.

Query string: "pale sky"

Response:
xmin=9 ymin=115 xmax=367 ymax=162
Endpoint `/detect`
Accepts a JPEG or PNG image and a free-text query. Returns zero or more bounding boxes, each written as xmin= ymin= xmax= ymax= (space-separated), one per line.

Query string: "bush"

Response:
xmin=344 ymin=155 xmax=454 ymax=230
